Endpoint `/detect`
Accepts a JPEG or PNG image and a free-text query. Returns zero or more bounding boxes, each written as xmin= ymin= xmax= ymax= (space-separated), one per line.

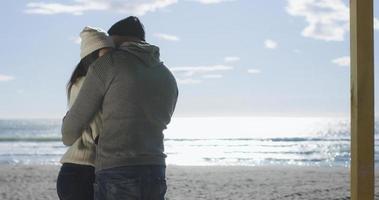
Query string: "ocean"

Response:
xmin=0 ymin=117 xmax=372 ymax=167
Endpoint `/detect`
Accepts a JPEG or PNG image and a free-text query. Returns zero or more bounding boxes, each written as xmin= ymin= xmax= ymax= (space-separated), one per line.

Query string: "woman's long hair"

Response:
xmin=67 ymin=50 xmax=100 ymax=99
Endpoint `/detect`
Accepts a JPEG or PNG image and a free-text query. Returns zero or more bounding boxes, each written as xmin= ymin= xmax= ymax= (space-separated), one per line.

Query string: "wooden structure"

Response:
xmin=350 ymin=0 xmax=375 ymax=199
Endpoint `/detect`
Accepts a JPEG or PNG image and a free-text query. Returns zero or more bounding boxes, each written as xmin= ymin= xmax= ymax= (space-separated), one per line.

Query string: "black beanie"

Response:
xmin=108 ymin=16 xmax=146 ymax=41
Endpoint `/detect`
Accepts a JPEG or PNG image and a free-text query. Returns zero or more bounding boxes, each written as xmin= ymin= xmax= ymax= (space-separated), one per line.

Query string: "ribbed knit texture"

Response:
xmin=80 ymin=26 xmax=114 ymax=59
xmin=60 ymin=77 xmax=102 ymax=166
xmin=62 ymin=42 xmax=178 ymax=171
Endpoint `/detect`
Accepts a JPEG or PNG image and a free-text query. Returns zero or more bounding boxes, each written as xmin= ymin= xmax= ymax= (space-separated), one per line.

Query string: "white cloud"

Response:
xmin=171 ymin=64 xmax=233 ymax=84
xmin=293 ymin=49 xmax=301 ymax=54
xmin=224 ymin=56 xmax=240 ymax=63
xmin=154 ymin=33 xmax=180 ymax=41
xmin=190 ymin=0 xmax=236 ymax=4
xmin=171 ymin=65 xmax=234 ymax=76
xmin=25 ymin=0 xmax=178 ymax=16
xmin=177 ymin=78 xmax=202 ymax=85
xmin=247 ymin=69 xmax=261 ymax=74
xmin=202 ymin=74 xmax=223 ymax=79
xmin=375 ymin=18 xmax=379 ymax=30
xmin=264 ymin=39 xmax=278 ymax=49
xmin=0 ymin=74 xmax=15 ymax=82
xmin=286 ymin=0 xmax=349 ymax=41
xmin=332 ymin=56 xmax=350 ymax=67
xmin=69 ymin=36 xmax=81 ymax=44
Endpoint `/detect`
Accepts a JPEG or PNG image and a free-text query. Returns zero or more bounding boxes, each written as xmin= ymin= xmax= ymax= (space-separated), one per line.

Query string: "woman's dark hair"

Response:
xmin=107 ymin=16 xmax=145 ymax=41
xmin=67 ymin=50 xmax=99 ymax=98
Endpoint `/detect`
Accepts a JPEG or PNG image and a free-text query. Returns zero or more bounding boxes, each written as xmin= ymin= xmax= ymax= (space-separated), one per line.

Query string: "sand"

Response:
xmin=0 ymin=164 xmax=378 ymax=200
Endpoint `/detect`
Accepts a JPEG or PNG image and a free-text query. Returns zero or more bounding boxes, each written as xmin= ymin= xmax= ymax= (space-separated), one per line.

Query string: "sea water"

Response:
xmin=0 ymin=117 xmax=370 ymax=167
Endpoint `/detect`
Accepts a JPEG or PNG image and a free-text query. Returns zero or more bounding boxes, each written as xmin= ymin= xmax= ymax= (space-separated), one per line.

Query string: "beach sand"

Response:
xmin=0 ymin=165 xmax=378 ymax=200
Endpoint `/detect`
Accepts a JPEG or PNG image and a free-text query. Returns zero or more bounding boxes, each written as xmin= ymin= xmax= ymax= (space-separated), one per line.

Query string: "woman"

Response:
xmin=57 ymin=27 xmax=114 ymax=200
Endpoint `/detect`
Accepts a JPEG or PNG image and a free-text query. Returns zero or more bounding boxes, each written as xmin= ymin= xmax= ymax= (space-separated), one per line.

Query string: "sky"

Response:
xmin=0 ymin=0 xmax=378 ymax=118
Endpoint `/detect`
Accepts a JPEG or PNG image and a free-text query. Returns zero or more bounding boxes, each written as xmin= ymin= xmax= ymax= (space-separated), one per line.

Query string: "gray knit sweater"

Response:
xmin=61 ymin=41 xmax=178 ymax=171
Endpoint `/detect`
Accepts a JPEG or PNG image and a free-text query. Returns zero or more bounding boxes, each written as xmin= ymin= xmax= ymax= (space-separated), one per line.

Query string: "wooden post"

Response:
xmin=350 ymin=0 xmax=375 ymax=199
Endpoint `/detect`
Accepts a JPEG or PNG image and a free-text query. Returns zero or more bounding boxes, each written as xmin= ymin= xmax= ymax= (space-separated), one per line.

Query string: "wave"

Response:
xmin=0 ymin=137 xmax=61 ymax=142
xmin=0 ymin=137 xmax=354 ymax=143
xmin=166 ymin=137 xmax=353 ymax=142
xmin=2 ymin=136 xmax=379 ymax=143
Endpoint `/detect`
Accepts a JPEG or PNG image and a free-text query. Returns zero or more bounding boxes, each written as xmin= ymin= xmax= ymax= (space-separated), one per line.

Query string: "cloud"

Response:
xmin=286 ymin=0 xmax=349 ymax=41
xmin=171 ymin=64 xmax=233 ymax=84
xmin=332 ymin=56 xmax=350 ymax=67
xmin=293 ymin=49 xmax=302 ymax=54
xmin=202 ymin=74 xmax=223 ymax=79
xmin=177 ymin=78 xmax=202 ymax=85
xmin=154 ymin=33 xmax=180 ymax=41
xmin=170 ymin=65 xmax=234 ymax=76
xmin=189 ymin=0 xmax=236 ymax=4
xmin=264 ymin=39 xmax=278 ymax=49
xmin=17 ymin=89 xmax=25 ymax=94
xmin=375 ymin=18 xmax=379 ymax=30
xmin=224 ymin=56 xmax=240 ymax=63
xmin=247 ymin=69 xmax=261 ymax=74
xmin=69 ymin=36 xmax=81 ymax=44
xmin=25 ymin=0 xmax=178 ymax=16
xmin=0 ymin=74 xmax=15 ymax=82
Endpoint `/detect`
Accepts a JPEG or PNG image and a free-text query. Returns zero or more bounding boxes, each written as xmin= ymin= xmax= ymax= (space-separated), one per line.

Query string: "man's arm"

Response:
xmin=61 ymin=53 xmax=113 ymax=145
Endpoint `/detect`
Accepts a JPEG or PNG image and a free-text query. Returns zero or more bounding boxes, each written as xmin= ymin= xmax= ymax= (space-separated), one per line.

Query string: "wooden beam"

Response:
xmin=350 ymin=0 xmax=375 ymax=199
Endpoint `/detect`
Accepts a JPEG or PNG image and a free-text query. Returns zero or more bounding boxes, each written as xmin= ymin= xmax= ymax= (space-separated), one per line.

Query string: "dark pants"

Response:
xmin=94 ymin=165 xmax=167 ymax=200
xmin=57 ymin=163 xmax=95 ymax=200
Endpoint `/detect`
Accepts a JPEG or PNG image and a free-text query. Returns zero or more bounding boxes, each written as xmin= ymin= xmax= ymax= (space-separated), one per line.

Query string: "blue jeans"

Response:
xmin=94 ymin=165 xmax=167 ymax=200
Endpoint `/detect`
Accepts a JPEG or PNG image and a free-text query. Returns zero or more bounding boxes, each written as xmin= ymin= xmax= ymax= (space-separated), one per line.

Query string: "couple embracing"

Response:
xmin=56 ymin=16 xmax=178 ymax=200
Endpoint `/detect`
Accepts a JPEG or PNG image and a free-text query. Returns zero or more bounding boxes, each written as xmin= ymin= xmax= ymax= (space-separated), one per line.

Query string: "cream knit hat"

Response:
xmin=80 ymin=26 xmax=114 ymax=59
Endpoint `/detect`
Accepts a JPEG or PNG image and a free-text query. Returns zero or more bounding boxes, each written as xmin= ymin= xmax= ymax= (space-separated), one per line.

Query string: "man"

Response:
xmin=61 ymin=16 xmax=178 ymax=200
